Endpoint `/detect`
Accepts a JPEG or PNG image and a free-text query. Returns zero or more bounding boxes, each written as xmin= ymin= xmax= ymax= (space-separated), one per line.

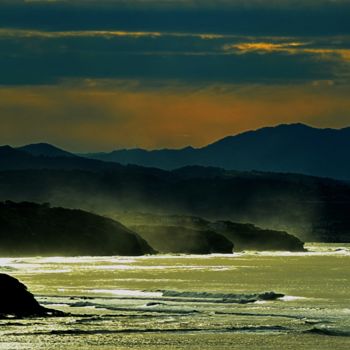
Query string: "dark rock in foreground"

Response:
xmin=0 ymin=201 xmax=155 ymax=256
xmin=130 ymin=225 xmax=233 ymax=254
xmin=0 ymin=274 xmax=64 ymax=317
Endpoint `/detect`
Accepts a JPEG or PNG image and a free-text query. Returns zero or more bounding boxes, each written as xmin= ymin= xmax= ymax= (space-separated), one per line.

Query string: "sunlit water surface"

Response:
xmin=0 ymin=243 xmax=350 ymax=349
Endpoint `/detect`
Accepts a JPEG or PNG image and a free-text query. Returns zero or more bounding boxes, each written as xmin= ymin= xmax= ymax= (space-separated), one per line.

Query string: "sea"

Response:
xmin=0 ymin=243 xmax=349 ymax=349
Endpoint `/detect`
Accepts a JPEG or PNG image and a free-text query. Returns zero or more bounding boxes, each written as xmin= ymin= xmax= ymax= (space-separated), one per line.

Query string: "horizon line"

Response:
xmin=3 ymin=121 xmax=350 ymax=154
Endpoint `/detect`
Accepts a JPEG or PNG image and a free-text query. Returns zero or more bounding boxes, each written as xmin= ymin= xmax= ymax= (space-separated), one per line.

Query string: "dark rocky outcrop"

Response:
xmin=122 ymin=213 xmax=304 ymax=251
xmin=0 ymin=201 xmax=155 ymax=256
xmin=130 ymin=225 xmax=233 ymax=254
xmin=0 ymin=274 xmax=64 ymax=317
xmin=209 ymin=221 xmax=305 ymax=252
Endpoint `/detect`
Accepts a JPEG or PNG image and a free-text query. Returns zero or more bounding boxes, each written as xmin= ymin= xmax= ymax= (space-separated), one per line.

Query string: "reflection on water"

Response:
xmin=0 ymin=243 xmax=349 ymax=349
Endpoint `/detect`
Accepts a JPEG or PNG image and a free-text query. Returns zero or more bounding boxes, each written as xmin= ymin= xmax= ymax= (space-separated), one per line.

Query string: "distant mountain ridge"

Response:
xmin=6 ymin=123 xmax=350 ymax=179
xmin=84 ymin=123 xmax=350 ymax=180
xmin=0 ymin=145 xmax=122 ymax=171
xmin=18 ymin=143 xmax=76 ymax=158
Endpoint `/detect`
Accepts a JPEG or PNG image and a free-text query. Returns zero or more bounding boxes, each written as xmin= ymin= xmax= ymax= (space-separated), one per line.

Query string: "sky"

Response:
xmin=0 ymin=0 xmax=350 ymax=151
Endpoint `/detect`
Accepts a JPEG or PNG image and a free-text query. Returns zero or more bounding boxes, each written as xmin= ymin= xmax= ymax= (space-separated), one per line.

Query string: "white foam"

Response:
xmin=89 ymin=289 xmax=163 ymax=298
xmin=279 ymin=295 xmax=308 ymax=302
xmin=82 ymin=264 xmax=235 ymax=271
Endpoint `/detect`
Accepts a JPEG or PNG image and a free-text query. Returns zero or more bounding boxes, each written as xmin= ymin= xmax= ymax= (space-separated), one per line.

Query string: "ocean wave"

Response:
xmin=89 ymin=289 xmax=163 ymax=298
xmin=38 ymin=290 xmax=286 ymax=311
xmin=159 ymin=290 xmax=284 ymax=303
xmin=6 ymin=325 xmax=290 ymax=337
xmin=305 ymin=327 xmax=350 ymax=337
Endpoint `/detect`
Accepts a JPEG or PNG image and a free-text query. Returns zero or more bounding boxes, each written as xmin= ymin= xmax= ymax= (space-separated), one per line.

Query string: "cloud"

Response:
xmin=0 ymin=28 xmax=163 ymax=39
xmin=0 ymin=0 xmax=349 ymax=151
xmin=227 ymin=42 xmax=308 ymax=54
xmin=1 ymin=1 xmax=349 ymax=36
xmin=19 ymin=1 xmax=350 ymax=9
xmin=0 ymin=28 xmax=229 ymax=42
xmin=0 ymin=30 xmax=342 ymax=86
xmin=225 ymin=41 xmax=350 ymax=62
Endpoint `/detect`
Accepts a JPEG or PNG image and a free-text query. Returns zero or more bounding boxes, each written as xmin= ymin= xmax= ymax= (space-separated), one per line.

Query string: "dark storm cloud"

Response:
xmin=0 ymin=0 xmax=349 ymax=86
xmin=0 ymin=31 xmax=339 ymax=86
xmin=0 ymin=1 xmax=349 ymax=36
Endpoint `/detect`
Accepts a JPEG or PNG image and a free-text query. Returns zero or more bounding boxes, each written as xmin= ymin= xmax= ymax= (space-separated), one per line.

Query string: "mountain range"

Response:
xmin=1 ymin=123 xmax=350 ymax=244
xmin=18 ymin=143 xmax=75 ymax=158
xmin=84 ymin=123 xmax=350 ymax=180
xmin=0 ymin=144 xmax=122 ymax=172
xmin=3 ymin=123 xmax=349 ymax=180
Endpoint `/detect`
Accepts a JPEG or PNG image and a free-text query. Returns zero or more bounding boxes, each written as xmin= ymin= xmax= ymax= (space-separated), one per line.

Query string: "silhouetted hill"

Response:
xmin=130 ymin=225 xmax=234 ymax=254
xmin=0 ymin=201 xmax=154 ymax=256
xmin=0 ymin=145 xmax=122 ymax=171
xmin=84 ymin=124 xmax=350 ymax=180
xmin=0 ymin=168 xmax=349 ymax=243
xmin=18 ymin=143 xmax=75 ymax=158
xmin=120 ymin=213 xmax=305 ymax=251
xmin=0 ymin=273 xmax=65 ymax=317
xmin=210 ymin=221 xmax=304 ymax=251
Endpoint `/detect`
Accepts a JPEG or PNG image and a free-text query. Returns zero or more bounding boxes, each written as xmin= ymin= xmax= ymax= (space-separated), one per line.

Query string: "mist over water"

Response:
xmin=0 ymin=243 xmax=349 ymax=349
